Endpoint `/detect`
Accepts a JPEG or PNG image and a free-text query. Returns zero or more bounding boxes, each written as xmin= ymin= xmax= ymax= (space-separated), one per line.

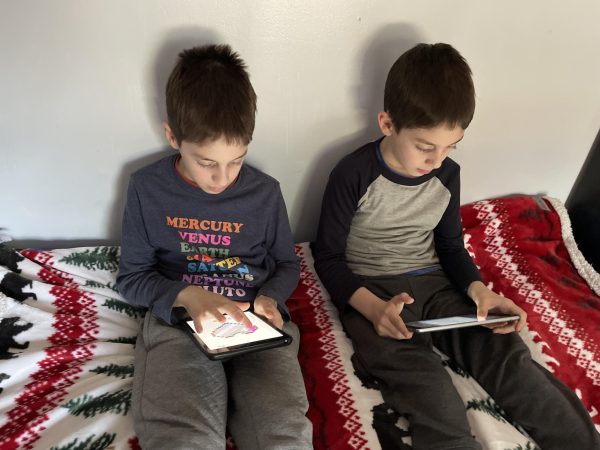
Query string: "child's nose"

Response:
xmin=213 ymin=168 xmax=228 ymax=185
xmin=427 ymin=150 xmax=445 ymax=168
xmin=425 ymin=157 xmax=439 ymax=168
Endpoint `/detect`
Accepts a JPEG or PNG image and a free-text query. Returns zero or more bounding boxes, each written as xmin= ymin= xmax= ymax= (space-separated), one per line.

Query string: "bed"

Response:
xmin=1 ymin=195 xmax=598 ymax=449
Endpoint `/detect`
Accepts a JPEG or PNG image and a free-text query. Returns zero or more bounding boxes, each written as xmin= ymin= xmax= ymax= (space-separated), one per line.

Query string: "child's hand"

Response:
xmin=349 ymin=287 xmax=414 ymax=339
xmin=254 ymin=295 xmax=284 ymax=329
xmin=370 ymin=293 xmax=414 ymax=340
xmin=174 ymin=285 xmax=252 ymax=333
xmin=468 ymin=281 xmax=527 ymax=333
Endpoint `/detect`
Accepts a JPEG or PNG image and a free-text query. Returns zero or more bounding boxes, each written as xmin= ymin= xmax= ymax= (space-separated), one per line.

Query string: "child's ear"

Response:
xmin=377 ymin=112 xmax=395 ymax=136
xmin=163 ymin=122 xmax=180 ymax=150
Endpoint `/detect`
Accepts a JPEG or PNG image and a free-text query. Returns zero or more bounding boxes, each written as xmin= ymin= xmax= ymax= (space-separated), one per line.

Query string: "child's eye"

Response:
xmin=198 ymin=161 xmax=216 ymax=168
xmin=416 ymin=146 xmax=435 ymax=153
xmin=230 ymin=160 xmax=243 ymax=166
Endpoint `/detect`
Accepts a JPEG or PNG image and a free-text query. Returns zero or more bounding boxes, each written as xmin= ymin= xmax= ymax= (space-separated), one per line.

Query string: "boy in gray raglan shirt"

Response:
xmin=117 ymin=45 xmax=312 ymax=449
xmin=313 ymin=43 xmax=600 ymax=450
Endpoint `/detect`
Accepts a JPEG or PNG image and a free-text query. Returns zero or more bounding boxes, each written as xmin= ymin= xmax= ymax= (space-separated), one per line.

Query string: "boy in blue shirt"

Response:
xmin=118 ymin=44 xmax=313 ymax=449
xmin=313 ymin=43 xmax=599 ymax=449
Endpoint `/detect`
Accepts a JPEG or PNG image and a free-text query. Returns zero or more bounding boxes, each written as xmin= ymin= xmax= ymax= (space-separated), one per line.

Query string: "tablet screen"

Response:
xmin=187 ymin=311 xmax=283 ymax=351
xmin=406 ymin=314 xmax=519 ymax=332
xmin=414 ymin=315 xmax=482 ymax=327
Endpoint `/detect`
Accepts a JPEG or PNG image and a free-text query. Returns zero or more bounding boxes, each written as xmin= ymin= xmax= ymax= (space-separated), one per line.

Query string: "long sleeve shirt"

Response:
xmin=313 ymin=139 xmax=481 ymax=309
xmin=117 ymin=155 xmax=299 ymax=325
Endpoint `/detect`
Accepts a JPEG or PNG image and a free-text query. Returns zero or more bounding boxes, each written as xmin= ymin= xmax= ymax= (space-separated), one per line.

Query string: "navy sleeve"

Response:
xmin=313 ymin=159 xmax=368 ymax=309
xmin=116 ymin=178 xmax=189 ymax=325
xmin=433 ymin=165 xmax=482 ymax=291
xmin=256 ymin=184 xmax=300 ymax=318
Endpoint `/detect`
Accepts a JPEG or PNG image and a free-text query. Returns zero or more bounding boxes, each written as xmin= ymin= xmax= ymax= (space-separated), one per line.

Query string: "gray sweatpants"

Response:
xmin=341 ymin=270 xmax=600 ymax=450
xmin=132 ymin=313 xmax=313 ymax=450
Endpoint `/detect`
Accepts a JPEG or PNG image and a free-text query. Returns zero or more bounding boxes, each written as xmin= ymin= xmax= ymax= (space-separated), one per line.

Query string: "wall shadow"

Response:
xmin=292 ymin=24 xmax=422 ymax=243
xmin=105 ymin=26 xmax=223 ymax=245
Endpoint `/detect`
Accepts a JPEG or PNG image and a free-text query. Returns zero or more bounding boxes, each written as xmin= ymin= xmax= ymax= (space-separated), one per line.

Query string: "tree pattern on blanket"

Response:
xmin=102 ymin=298 xmax=145 ymax=319
xmin=62 ymin=390 xmax=132 ymax=418
xmin=49 ymin=433 xmax=115 ymax=450
xmin=107 ymin=336 xmax=137 ymax=345
xmin=84 ymin=279 xmax=119 ymax=292
xmin=59 ymin=247 xmax=119 ymax=272
xmin=509 ymin=443 xmax=539 ymax=450
xmin=90 ymin=363 xmax=134 ymax=380
xmin=0 ymin=245 xmax=141 ymax=450
xmin=465 ymin=397 xmax=509 ymax=423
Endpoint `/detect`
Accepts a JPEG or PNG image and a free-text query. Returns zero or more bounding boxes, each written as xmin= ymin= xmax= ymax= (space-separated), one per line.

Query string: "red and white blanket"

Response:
xmin=461 ymin=196 xmax=599 ymax=423
xmin=1 ymin=195 xmax=598 ymax=449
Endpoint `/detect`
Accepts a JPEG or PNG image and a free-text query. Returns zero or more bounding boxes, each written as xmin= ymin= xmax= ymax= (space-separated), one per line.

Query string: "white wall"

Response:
xmin=2 ymin=1 xmax=599 ymax=245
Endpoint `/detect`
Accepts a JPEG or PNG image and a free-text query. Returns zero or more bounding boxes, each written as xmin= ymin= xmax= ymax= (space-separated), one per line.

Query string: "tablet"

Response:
xmin=405 ymin=314 xmax=520 ymax=333
xmin=181 ymin=311 xmax=292 ymax=360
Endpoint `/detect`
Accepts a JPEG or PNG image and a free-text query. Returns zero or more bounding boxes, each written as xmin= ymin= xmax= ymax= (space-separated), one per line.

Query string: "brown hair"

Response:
xmin=384 ymin=43 xmax=475 ymax=131
xmin=166 ymin=44 xmax=257 ymax=145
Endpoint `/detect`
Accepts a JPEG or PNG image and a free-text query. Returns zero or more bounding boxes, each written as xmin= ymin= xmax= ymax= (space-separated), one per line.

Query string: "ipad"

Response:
xmin=405 ymin=314 xmax=520 ymax=333
xmin=181 ymin=311 xmax=292 ymax=360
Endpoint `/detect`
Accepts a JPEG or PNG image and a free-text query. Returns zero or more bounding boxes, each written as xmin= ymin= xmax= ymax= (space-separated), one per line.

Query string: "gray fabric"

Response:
xmin=341 ymin=271 xmax=600 ymax=450
xmin=226 ymin=322 xmax=313 ymax=449
xmin=346 ymin=175 xmax=449 ymax=276
xmin=132 ymin=313 xmax=313 ymax=450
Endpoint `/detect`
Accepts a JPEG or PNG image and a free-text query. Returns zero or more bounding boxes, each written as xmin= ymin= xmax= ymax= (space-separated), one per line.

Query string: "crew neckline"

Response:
xmin=168 ymin=154 xmax=243 ymax=198
xmin=375 ymin=139 xmax=439 ymax=186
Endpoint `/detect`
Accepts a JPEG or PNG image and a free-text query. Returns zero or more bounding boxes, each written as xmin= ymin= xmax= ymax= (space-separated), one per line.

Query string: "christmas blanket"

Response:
xmin=1 ymin=195 xmax=598 ymax=449
xmin=461 ymin=196 xmax=600 ymax=425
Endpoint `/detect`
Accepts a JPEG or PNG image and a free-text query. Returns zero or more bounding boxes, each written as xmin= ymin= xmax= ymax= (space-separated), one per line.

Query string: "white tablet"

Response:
xmin=182 ymin=311 xmax=292 ymax=360
xmin=405 ymin=314 xmax=520 ymax=333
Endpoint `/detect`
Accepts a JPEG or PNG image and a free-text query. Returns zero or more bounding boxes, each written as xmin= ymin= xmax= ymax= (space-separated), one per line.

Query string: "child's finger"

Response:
xmin=390 ymin=293 xmax=414 ymax=305
xmin=208 ymin=310 xmax=228 ymax=324
xmin=515 ymin=311 xmax=527 ymax=332
xmin=192 ymin=320 xmax=203 ymax=334
xmin=492 ymin=322 xmax=518 ymax=334
xmin=224 ymin=305 xmax=252 ymax=329
xmin=267 ymin=313 xmax=283 ymax=329
xmin=476 ymin=306 xmax=488 ymax=321
xmin=484 ymin=321 xmax=507 ymax=330
xmin=382 ymin=323 xmax=411 ymax=340
xmin=387 ymin=312 xmax=413 ymax=339
xmin=234 ymin=301 xmax=251 ymax=311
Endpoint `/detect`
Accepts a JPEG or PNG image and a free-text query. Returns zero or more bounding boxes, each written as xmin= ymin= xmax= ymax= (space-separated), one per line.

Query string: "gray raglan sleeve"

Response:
xmin=256 ymin=184 xmax=299 ymax=318
xmin=116 ymin=177 xmax=189 ymax=325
